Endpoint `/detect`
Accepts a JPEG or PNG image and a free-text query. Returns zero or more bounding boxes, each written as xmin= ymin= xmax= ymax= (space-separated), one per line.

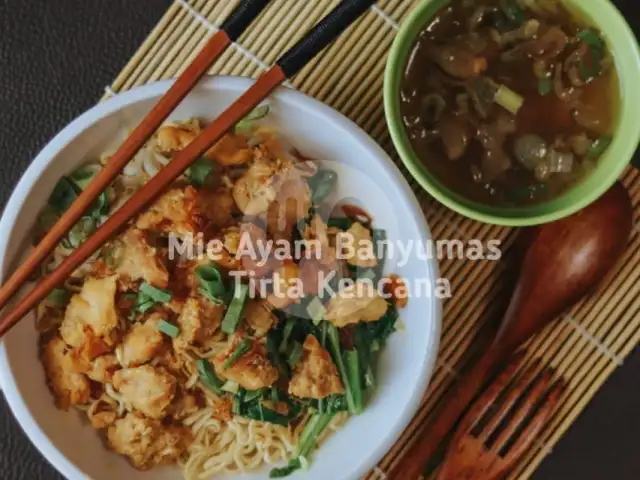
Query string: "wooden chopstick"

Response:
xmin=0 ymin=0 xmax=376 ymax=338
xmin=0 ymin=0 xmax=271 ymax=321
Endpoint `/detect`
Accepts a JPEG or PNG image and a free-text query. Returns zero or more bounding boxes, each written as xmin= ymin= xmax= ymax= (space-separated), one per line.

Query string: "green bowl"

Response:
xmin=384 ymin=0 xmax=640 ymax=226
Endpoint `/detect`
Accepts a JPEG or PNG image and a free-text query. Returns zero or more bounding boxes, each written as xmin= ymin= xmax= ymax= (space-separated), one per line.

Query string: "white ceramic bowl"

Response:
xmin=0 ymin=76 xmax=441 ymax=480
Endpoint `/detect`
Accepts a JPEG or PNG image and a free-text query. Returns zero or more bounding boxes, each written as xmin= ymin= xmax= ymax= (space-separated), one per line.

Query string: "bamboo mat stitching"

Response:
xmin=371 ymin=5 xmax=400 ymax=30
xmin=564 ymin=315 xmax=625 ymax=365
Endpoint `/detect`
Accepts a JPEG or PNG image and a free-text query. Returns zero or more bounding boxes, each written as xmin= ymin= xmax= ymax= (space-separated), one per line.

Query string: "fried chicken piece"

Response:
xmin=60 ymin=275 xmax=119 ymax=353
xmin=107 ymin=412 xmax=192 ymax=470
xmin=112 ymin=365 xmax=177 ymax=419
xmin=136 ymin=186 xmax=203 ymax=238
xmin=213 ymin=335 xmax=278 ymax=390
xmin=42 ymin=336 xmax=91 ymax=410
xmin=174 ymin=296 xmax=223 ymax=348
xmin=289 ymin=335 xmax=343 ymax=399
xmin=120 ymin=313 xmax=166 ymax=367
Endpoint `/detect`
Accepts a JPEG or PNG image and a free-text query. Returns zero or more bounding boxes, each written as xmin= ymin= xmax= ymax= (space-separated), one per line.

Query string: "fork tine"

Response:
xmin=501 ymin=379 xmax=566 ymax=464
xmin=491 ymin=368 xmax=556 ymax=453
xmin=476 ymin=358 xmax=540 ymax=442
xmin=461 ymin=351 xmax=526 ymax=433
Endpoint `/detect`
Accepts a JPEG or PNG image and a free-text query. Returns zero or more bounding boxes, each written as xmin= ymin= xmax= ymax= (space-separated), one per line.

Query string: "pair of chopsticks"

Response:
xmin=0 ymin=0 xmax=377 ymax=337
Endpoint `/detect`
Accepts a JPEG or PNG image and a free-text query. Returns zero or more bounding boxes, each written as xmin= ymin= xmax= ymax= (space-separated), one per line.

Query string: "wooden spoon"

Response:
xmin=392 ymin=181 xmax=633 ymax=479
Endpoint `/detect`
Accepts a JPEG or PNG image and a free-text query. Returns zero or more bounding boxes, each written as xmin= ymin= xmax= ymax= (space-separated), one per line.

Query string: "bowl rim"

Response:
xmin=0 ymin=75 xmax=442 ymax=480
xmin=384 ymin=0 xmax=640 ymax=226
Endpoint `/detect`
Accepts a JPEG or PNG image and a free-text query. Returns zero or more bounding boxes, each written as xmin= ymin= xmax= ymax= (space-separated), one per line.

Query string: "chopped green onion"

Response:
xmin=47 ymin=287 xmax=70 ymax=306
xmin=139 ymin=282 xmax=173 ymax=303
xmin=188 ymin=157 xmax=214 ymax=186
xmin=307 ymin=169 xmax=338 ymax=205
xmin=196 ymin=264 xmax=227 ymax=305
xmin=500 ymin=0 xmax=525 ymax=25
xmin=69 ymin=164 xmax=101 ymax=189
xmin=538 ymin=77 xmax=553 ymax=96
xmin=48 ymin=177 xmax=79 ymax=213
xmin=578 ymin=29 xmax=605 ymax=51
xmin=495 ymin=84 xmax=524 ymax=115
xmin=588 ymin=135 xmax=613 ymax=159
xmin=221 ymin=283 xmax=250 ymax=334
xmin=196 ymin=359 xmax=224 ymax=394
xmin=236 ymin=104 xmax=270 ymax=131
xmin=67 ymin=216 xmax=97 ymax=248
xmin=157 ymin=319 xmax=180 ymax=338
xmin=287 ymin=341 xmax=304 ymax=369
xmin=306 ymin=297 xmax=326 ymax=325
xmin=222 ymin=380 xmax=240 ymax=394
xmin=500 ymin=0 xmax=525 ymax=24
xmin=224 ymin=339 xmax=252 ymax=369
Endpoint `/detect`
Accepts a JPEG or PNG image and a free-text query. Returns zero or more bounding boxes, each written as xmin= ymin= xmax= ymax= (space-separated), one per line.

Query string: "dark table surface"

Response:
xmin=0 ymin=1 xmax=638 ymax=479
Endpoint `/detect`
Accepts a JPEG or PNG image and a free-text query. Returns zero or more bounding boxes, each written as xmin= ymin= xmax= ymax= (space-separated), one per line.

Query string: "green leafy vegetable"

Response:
xmin=279 ymin=318 xmax=296 ymax=353
xmin=221 ymin=283 xmax=250 ymax=334
xmin=578 ymin=28 xmax=605 ymax=51
xmin=287 ymin=341 xmax=303 ymax=369
xmin=344 ymin=350 xmax=364 ymax=414
xmin=327 ymin=217 xmax=353 ymax=230
xmin=267 ymin=331 xmax=290 ymax=379
xmin=47 ymin=287 xmax=70 ymax=306
xmin=188 ymin=157 xmax=214 ymax=186
xmin=269 ymin=411 xmax=336 ymax=477
xmin=196 ymin=359 xmax=224 ymax=394
xmin=48 ymin=177 xmax=79 ymax=213
xmin=326 ymin=323 xmax=358 ymax=415
xmin=222 ymin=381 xmax=240 ymax=394
xmin=224 ymin=339 xmax=252 ymax=369
xmin=307 ymin=169 xmax=338 ymax=204
xmin=588 ymin=135 xmax=613 ymax=159
xmin=242 ymin=402 xmax=298 ymax=426
xmin=500 ymin=0 xmax=525 ymax=25
xmin=577 ymin=29 xmax=606 ymax=81
xmin=243 ymin=388 xmax=267 ymax=403
xmin=157 ymin=319 xmax=180 ymax=338
xmin=355 ymin=326 xmax=375 ymax=390
xmin=367 ymin=303 xmax=399 ymax=344
xmin=195 ymin=264 xmax=227 ymax=304
xmin=232 ymin=388 xmax=245 ymax=415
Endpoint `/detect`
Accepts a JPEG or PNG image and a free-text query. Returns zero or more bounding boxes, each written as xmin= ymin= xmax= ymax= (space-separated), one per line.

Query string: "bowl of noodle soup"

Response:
xmin=0 ymin=76 xmax=441 ymax=480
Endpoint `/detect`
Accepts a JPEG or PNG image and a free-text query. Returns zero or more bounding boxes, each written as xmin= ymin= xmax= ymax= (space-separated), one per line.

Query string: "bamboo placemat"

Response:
xmin=100 ymin=1 xmax=640 ymax=478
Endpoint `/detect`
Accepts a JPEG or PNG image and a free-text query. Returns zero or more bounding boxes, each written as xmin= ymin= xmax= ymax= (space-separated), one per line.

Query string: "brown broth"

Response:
xmin=400 ymin=0 xmax=619 ymax=206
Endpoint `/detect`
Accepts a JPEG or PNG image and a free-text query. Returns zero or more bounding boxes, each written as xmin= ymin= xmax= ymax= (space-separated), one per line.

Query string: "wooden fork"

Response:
xmin=436 ymin=352 xmax=565 ymax=480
